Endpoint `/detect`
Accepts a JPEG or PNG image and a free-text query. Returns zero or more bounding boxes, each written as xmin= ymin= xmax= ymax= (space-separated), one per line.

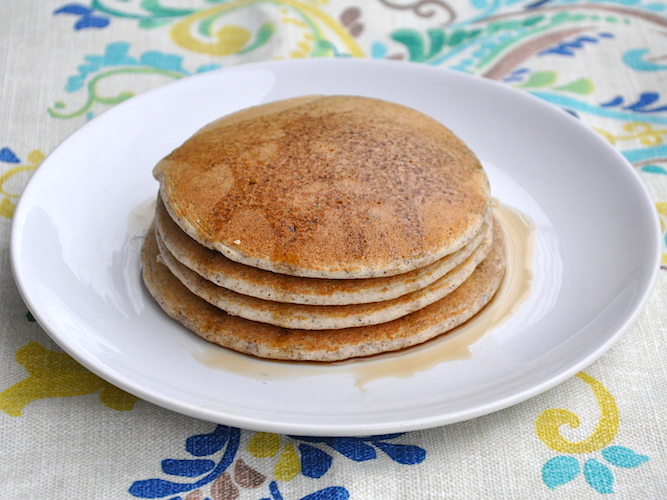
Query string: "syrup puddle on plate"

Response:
xmin=187 ymin=201 xmax=535 ymax=387
xmin=128 ymin=197 xmax=157 ymax=237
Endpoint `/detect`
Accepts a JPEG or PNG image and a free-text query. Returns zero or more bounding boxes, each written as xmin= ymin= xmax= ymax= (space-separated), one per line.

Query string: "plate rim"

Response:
xmin=10 ymin=58 xmax=662 ymax=436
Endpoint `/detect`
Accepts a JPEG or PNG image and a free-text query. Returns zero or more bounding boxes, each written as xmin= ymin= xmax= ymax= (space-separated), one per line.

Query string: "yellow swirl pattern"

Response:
xmin=535 ymin=372 xmax=619 ymax=454
xmin=170 ymin=0 xmax=364 ymax=57
xmin=0 ymin=149 xmax=43 ymax=219
xmin=594 ymin=122 xmax=667 ymax=146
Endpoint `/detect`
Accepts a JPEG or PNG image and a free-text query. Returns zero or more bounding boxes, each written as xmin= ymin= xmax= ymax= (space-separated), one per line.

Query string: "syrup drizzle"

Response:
xmin=190 ymin=201 xmax=535 ymax=386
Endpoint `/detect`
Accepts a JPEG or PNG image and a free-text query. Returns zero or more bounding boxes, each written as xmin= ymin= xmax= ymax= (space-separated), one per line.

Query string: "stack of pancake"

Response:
xmin=141 ymin=95 xmax=506 ymax=362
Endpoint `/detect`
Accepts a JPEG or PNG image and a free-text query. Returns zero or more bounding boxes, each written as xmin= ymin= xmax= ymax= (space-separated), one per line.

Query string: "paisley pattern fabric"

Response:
xmin=1 ymin=1 xmax=666 ymax=497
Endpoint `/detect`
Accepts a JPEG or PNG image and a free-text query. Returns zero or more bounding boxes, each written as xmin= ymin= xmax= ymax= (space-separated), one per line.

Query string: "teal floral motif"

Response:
xmin=49 ymin=42 xmax=220 ymax=120
xmin=623 ymin=48 xmax=667 ymax=71
xmin=542 ymin=456 xmax=580 ymax=489
xmin=376 ymin=1 xmax=667 ymax=83
xmin=382 ymin=12 xmax=549 ymax=67
xmin=382 ymin=8 xmax=629 ymax=71
xmin=537 ymin=373 xmax=651 ymax=495
xmin=542 ymin=448 xmax=649 ymax=493
xmin=527 ymin=91 xmax=667 ymax=125
xmin=583 ymin=458 xmax=615 ymax=494
xmin=623 ymin=144 xmax=667 ymax=165
xmin=641 ymin=164 xmax=667 ymax=174
xmin=603 ymin=445 xmax=652 ymax=468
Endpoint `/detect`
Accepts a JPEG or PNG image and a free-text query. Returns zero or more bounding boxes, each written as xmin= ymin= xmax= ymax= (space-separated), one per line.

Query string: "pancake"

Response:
xmin=154 ymin=219 xmax=495 ymax=329
xmin=141 ymin=220 xmax=506 ymax=361
xmin=154 ymin=95 xmax=490 ymax=279
xmin=155 ymin=196 xmax=493 ymax=305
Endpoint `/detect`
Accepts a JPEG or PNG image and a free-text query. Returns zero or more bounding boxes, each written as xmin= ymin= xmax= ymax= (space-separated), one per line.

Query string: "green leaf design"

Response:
xmin=138 ymin=17 xmax=174 ymax=29
xmin=519 ymin=70 xmax=557 ymax=88
xmin=198 ymin=14 xmax=216 ymax=37
xmin=390 ymin=29 xmax=427 ymax=62
xmin=140 ymin=0 xmax=194 ymax=18
xmin=448 ymin=29 xmax=469 ymax=47
xmin=427 ymin=28 xmax=446 ymax=55
xmin=554 ymin=78 xmax=594 ymax=94
xmin=238 ymin=23 xmax=276 ymax=54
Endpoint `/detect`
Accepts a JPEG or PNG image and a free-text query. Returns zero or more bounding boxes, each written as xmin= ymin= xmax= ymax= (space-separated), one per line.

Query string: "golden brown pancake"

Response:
xmin=154 ymin=95 xmax=490 ymax=279
xmin=155 ymin=221 xmax=493 ymax=330
xmin=141 ymin=220 xmax=506 ymax=361
xmin=155 ymin=196 xmax=492 ymax=305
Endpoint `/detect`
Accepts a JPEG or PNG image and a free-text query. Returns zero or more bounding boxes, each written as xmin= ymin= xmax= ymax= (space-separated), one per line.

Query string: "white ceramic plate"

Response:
xmin=11 ymin=59 xmax=660 ymax=436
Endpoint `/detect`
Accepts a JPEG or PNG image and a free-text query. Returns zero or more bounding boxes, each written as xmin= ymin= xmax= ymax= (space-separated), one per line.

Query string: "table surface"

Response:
xmin=2 ymin=1 xmax=666 ymax=498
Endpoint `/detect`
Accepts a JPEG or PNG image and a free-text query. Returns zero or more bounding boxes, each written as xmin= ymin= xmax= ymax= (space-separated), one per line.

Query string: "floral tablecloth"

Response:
xmin=2 ymin=1 xmax=667 ymax=498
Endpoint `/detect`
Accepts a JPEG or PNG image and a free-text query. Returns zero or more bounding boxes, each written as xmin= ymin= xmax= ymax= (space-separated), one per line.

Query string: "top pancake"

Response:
xmin=154 ymin=95 xmax=490 ymax=279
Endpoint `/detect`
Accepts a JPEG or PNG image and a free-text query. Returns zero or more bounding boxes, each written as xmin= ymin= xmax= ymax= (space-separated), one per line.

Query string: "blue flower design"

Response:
xmin=128 ymin=426 xmax=240 ymax=498
xmin=128 ymin=427 xmax=424 ymax=499
xmin=262 ymin=481 xmax=350 ymax=500
xmin=293 ymin=433 xmax=426 ymax=478
xmin=601 ymin=92 xmax=667 ymax=113
xmin=54 ymin=3 xmax=110 ymax=30
xmin=539 ymin=32 xmax=614 ymax=57
xmin=0 ymin=147 xmax=21 ymax=164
